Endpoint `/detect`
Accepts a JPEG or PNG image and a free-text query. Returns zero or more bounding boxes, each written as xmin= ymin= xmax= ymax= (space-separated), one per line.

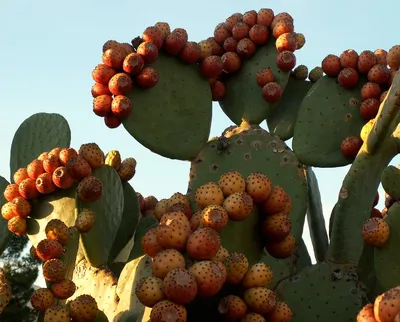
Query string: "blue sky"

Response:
xmin=0 ymin=0 xmax=398 ymax=286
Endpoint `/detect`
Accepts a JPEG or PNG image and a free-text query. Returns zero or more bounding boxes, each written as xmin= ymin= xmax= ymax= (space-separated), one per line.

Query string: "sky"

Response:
xmin=0 ymin=0 xmax=398 ymax=287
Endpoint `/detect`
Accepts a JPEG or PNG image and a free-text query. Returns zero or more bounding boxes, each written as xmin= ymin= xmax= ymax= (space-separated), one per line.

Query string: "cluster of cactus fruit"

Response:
xmin=1 ymin=5 xmax=400 ymax=322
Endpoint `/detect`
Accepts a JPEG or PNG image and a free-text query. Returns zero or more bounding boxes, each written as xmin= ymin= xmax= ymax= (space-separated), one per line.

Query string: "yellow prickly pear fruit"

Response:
xmin=105 ymin=150 xmax=122 ymax=169
xmin=118 ymin=157 xmax=137 ymax=181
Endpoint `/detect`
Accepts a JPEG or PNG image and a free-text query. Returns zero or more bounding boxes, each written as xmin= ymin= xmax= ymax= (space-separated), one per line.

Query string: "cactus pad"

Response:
xmin=267 ymin=77 xmax=313 ymax=140
xmin=292 ymin=76 xmax=366 ymax=167
xmin=123 ymin=52 xmax=212 ymax=161
xmin=275 ymin=262 xmax=364 ymax=322
xmin=219 ymin=41 xmax=290 ymax=125
xmin=381 ymin=165 xmax=400 ymax=199
xmin=0 ymin=176 xmax=12 ymax=255
xmin=9 ymin=113 xmax=71 ymax=181
xmin=78 ymin=166 xmax=124 ymax=267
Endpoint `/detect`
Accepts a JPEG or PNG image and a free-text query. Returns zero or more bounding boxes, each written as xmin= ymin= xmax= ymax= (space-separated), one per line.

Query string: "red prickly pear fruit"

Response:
xmin=207 ymin=37 xmax=224 ymax=55
xmin=200 ymin=56 xmax=223 ymax=78
xmin=256 ymin=69 xmax=275 ymax=88
xmin=78 ymin=143 xmax=104 ymax=169
xmin=42 ymin=154 xmax=60 ymax=174
xmin=189 ymin=260 xmax=227 ymax=296
xmin=211 ymin=81 xmax=226 ymax=101
xmin=135 ymin=276 xmax=165 ymax=307
xmin=66 ymin=156 xmax=92 ymax=182
xmin=59 ymin=148 xmax=78 ymax=166
xmin=225 ymin=13 xmax=243 ymax=32
xmin=19 ymin=178 xmax=40 ymax=199
xmin=123 ymin=53 xmax=144 ymax=75
xmin=262 ymin=213 xmax=292 ymax=241
xmin=232 ymin=22 xmax=250 ymax=40
xmin=373 ymin=192 xmax=379 ymax=207
xmin=200 ymin=205 xmax=229 ymax=232
xmin=267 ymin=301 xmax=293 ymax=322
xmin=374 ymin=49 xmax=388 ymax=65
xmin=45 ymin=219 xmax=70 ymax=245
xmin=104 ymin=114 xmax=121 ymax=128
xmin=164 ymin=33 xmax=186 ymax=55
xmin=218 ymin=295 xmax=247 ymax=320
xmin=276 ymin=32 xmax=297 ymax=52
xmin=357 ymin=303 xmax=376 ymax=322
xmin=13 ymin=168 xmax=29 ymax=185
xmin=265 ymin=234 xmax=296 ymax=258
xmin=3 ymin=184 xmax=21 ymax=202
xmin=375 ymin=286 xmax=400 ymax=322
xmin=380 ymin=90 xmax=388 ymax=103
xmin=141 ymin=227 xmax=164 ymax=257
xmin=156 ymin=216 xmax=190 ymax=251
xmin=36 ymin=239 xmax=63 ymax=261
xmin=223 ymin=37 xmax=238 ymax=52
xmin=223 ymin=192 xmax=253 ymax=221
xmin=136 ymin=67 xmax=160 ymax=89
xmin=69 ymin=295 xmax=98 ymax=322
xmin=243 ymin=287 xmax=276 ymax=315
xmin=30 ymin=288 xmax=55 ymax=312
xmin=172 ymin=28 xmax=188 ymax=42
xmin=360 ymin=98 xmax=380 ymax=121
xmin=102 ymin=47 xmax=126 ymax=70
xmin=77 ymin=176 xmax=103 ymax=202
xmin=221 ymin=52 xmax=242 ymax=73
xmin=337 ymin=67 xmax=359 ymax=89
xmin=361 ymin=82 xmax=382 ymax=100
xmin=163 ymin=268 xmax=198 ymax=305
xmin=219 ymin=170 xmax=246 ymax=197
xmin=137 ymin=41 xmax=159 ymax=64
xmin=243 ymin=10 xmax=257 ymax=26
xmin=340 ymin=136 xmax=363 ymax=159
xmin=27 ymin=159 xmax=44 ymax=180
xmin=11 ymin=196 xmax=31 ymax=218
xmin=179 ymin=41 xmax=201 ymax=64
xmin=108 ymin=73 xmax=133 ymax=96
xmin=30 ymin=245 xmax=39 ymax=259
xmin=272 ymin=13 xmax=294 ymax=29
xmin=142 ymin=26 xmax=164 ymax=49
xmin=371 ymin=208 xmax=383 ymax=218
xmin=152 ymin=249 xmax=186 ymax=279
xmin=52 ymin=166 xmax=74 ymax=189
xmin=272 ymin=19 xmax=294 ymax=39
xmin=186 ymin=227 xmax=221 ymax=260
xmin=155 ymin=22 xmax=171 ymax=40
xmin=1 ymin=202 xmax=16 ymax=220
xmin=36 ymin=173 xmax=57 ymax=194
xmin=368 ymin=64 xmax=391 ymax=85
xmin=257 ymin=8 xmax=275 ymax=27
xmin=249 ymin=24 xmax=269 ymax=45
xmin=102 ymin=40 xmax=121 ymax=52
xmin=75 ymin=209 xmax=95 ymax=233
xmin=121 ymin=42 xmax=134 ymax=55
xmin=262 ymin=82 xmax=282 ymax=103
xmin=388 ymin=45 xmax=400 ymax=71
xmin=225 ymin=252 xmax=249 ymax=284
xmin=91 ymin=82 xmax=112 ymax=97
xmin=7 ymin=216 xmax=27 ymax=236
xmin=43 ymin=258 xmax=66 ymax=282
xmin=243 ymin=263 xmax=274 ymax=289
xmin=340 ymin=49 xmax=359 ymax=69
xmin=242 ymin=313 xmax=266 ymax=322
xmin=213 ymin=23 xmax=231 ymax=45
xmin=262 ymin=186 xmax=289 ymax=214
xmin=358 ymin=50 xmax=377 ymax=75
xmin=111 ymin=95 xmax=132 ymax=119
xmin=362 ymin=217 xmax=390 ymax=247
xmin=322 ymin=54 xmax=341 ymax=77
xmin=236 ymin=38 xmax=256 ymax=58
xmin=150 ymin=300 xmax=187 ymax=322
xmin=92 ymin=64 xmax=117 ymax=85
xmin=276 ymin=51 xmax=296 ymax=72
xmin=48 ymin=147 xmax=62 ymax=159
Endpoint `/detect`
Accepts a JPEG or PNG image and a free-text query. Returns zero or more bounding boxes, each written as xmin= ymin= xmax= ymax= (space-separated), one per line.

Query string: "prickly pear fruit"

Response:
xmin=249 ymin=24 xmax=269 ymax=45
xmin=77 ymin=176 xmax=103 ymax=202
xmin=92 ymin=64 xmax=117 ymax=85
xmin=388 ymin=45 xmax=400 ymax=71
xmin=154 ymin=198 xmax=169 ymax=220
xmin=195 ymin=182 xmax=224 ymax=209
xmin=59 ymin=148 xmax=78 ymax=166
xmin=75 ymin=209 xmax=95 ymax=233
xmin=1 ymin=202 xmax=16 ymax=220
xmin=362 ymin=217 xmax=390 ymax=247
xmin=200 ymin=55 xmax=223 ymax=78
xmin=212 ymin=246 xmax=229 ymax=262
xmin=91 ymin=83 xmax=112 ymax=98
xmin=246 ymin=173 xmax=272 ymax=203
xmin=265 ymin=234 xmax=296 ymax=258
xmin=135 ymin=276 xmax=165 ymax=307
xmin=13 ymin=168 xmax=29 ymax=185
xmin=368 ymin=64 xmax=391 ymax=85
xmin=36 ymin=173 xmax=57 ymax=194
xmin=186 ymin=227 xmax=221 ymax=260
xmin=262 ymin=186 xmax=289 ymax=215
xmin=267 ymin=301 xmax=293 ymax=322
xmin=69 ymin=294 xmax=98 ymax=322
xmin=340 ymin=136 xmax=363 ymax=160
xmin=7 ymin=216 xmax=27 ymax=236
xmin=243 ymin=263 xmax=274 ymax=289
xmin=142 ymin=26 xmax=164 ymax=49
xmin=295 ymin=33 xmax=305 ymax=50
xmin=104 ymin=150 xmax=121 ymax=169
xmin=308 ymin=66 xmax=323 ymax=82
xmin=50 ymin=279 xmax=76 ymax=300
xmin=358 ymin=50 xmax=377 ymax=75
xmin=44 ymin=305 xmax=71 ymax=322
xmin=242 ymin=312 xmax=267 ymax=322
xmin=375 ymin=286 xmax=400 ymax=322
xmin=3 ymin=184 xmax=20 ymax=202
xmin=201 ymin=205 xmax=229 ymax=232
xmin=78 ymin=143 xmax=104 ymax=169
xmin=150 ymin=300 xmax=187 ymax=322
xmin=356 ymin=303 xmax=376 ymax=322
xmin=262 ymin=214 xmax=292 ymax=241
xmin=340 ymin=49 xmax=359 ymax=69
xmin=30 ymin=288 xmax=55 ymax=312
xmin=189 ymin=260 xmax=227 ymax=296
xmin=42 ymin=259 xmax=66 ymax=282
xmin=11 ymin=197 xmax=31 ymax=218
xmin=338 ymin=67 xmax=359 ymax=89
xmin=244 ymin=287 xmax=276 ymax=315
xmin=43 ymin=154 xmax=61 ymax=174
xmin=322 ymin=54 xmax=341 ymax=77
xmin=152 ymin=249 xmax=186 ymax=279
xmin=144 ymin=196 xmax=158 ymax=211
xmin=360 ymin=98 xmax=380 ymax=121
xmin=52 ymin=166 xmax=74 ymax=189
xmin=157 ymin=214 xmax=190 ymax=251
xmin=225 ymin=252 xmax=249 ymax=285
xmin=218 ymin=170 xmax=246 ymax=196
xmin=66 ymin=156 xmax=92 ymax=182
xmin=36 ymin=239 xmax=63 ymax=261
xmin=137 ymin=41 xmax=159 ymax=64
xmin=118 ymin=157 xmax=136 ymax=181
xmin=168 ymin=192 xmax=190 ymax=209
xmin=293 ymin=65 xmax=308 ymax=80
xmin=27 ymin=159 xmax=45 ymax=180
xmin=276 ymin=32 xmax=297 ymax=52
xmin=18 ymin=178 xmax=40 ymax=199
xmin=141 ymin=227 xmax=164 ymax=257
xmin=155 ymin=22 xmax=171 ymax=40
xmin=218 ymin=295 xmax=247 ymax=320
xmin=163 ymin=268 xmax=198 ymax=305
xmin=223 ymin=192 xmax=253 ymax=221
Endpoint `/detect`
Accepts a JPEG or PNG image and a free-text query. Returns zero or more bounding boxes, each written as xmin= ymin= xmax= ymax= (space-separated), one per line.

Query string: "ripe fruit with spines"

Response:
xmin=221 ymin=52 xmax=242 ymax=74
xmin=36 ymin=238 xmax=63 ymax=261
xmin=208 ymin=37 xmax=224 ymax=55
xmin=78 ymin=143 xmax=104 ymax=169
xmin=91 ymin=64 xmax=117 ymax=84
xmin=262 ymin=213 xmax=292 ymax=241
xmin=142 ymin=26 xmax=163 ymax=49
xmin=243 ymin=263 xmax=274 ymax=289
xmin=212 ymin=246 xmax=229 ymax=262
xmin=243 ymin=287 xmax=277 ymax=315
xmin=13 ymin=168 xmax=29 ymax=185
xmin=243 ymin=10 xmax=257 ymax=26
xmin=340 ymin=136 xmax=363 ymax=160
xmin=159 ymin=211 xmax=191 ymax=235
xmin=35 ymin=172 xmax=57 ymax=194
xmin=218 ymin=295 xmax=248 ymax=320
xmin=30 ymin=288 xmax=55 ymax=312
xmin=154 ymin=198 xmax=169 ymax=220
xmin=108 ymin=73 xmax=133 ymax=96
xmin=308 ymin=66 xmax=323 ymax=82
xmin=213 ymin=23 xmax=231 ymax=45
xmin=91 ymin=82 xmax=112 ymax=97
xmin=42 ymin=154 xmax=61 ymax=174
xmin=223 ymin=192 xmax=253 ymax=221
xmin=295 ymin=32 xmax=305 ymax=49
xmin=179 ymin=41 xmax=201 ymax=64
xmin=249 ymin=24 xmax=269 ymax=45
xmin=388 ymin=45 xmax=400 ymax=70
xmin=45 ymin=219 xmax=70 ymax=245
xmin=368 ymin=64 xmax=391 ymax=85
xmin=168 ymin=192 xmax=190 ymax=209
xmin=156 ymin=216 xmax=190 ymax=251
xmin=27 ymin=159 xmax=45 ymax=180
xmin=104 ymin=114 xmax=121 ymax=128
xmin=186 ymin=227 xmax=221 ymax=260
xmin=43 ymin=305 xmax=70 ymax=322
xmin=137 ymin=41 xmax=159 ymax=64
xmin=3 ymin=184 xmax=20 ymax=201
xmin=52 ymin=166 xmax=74 ymax=189
xmin=75 ymin=209 xmax=95 ymax=233
xmin=135 ymin=276 xmax=165 ymax=307
xmin=77 ymin=176 xmax=103 ymax=202
xmin=242 ymin=313 xmax=266 ymax=322
xmin=201 ymin=205 xmax=229 ymax=231
xmin=154 ymin=22 xmax=171 ymax=39
xmin=358 ymin=50 xmax=377 ymax=75
xmin=276 ymin=32 xmax=297 ymax=52
xmin=172 ymin=28 xmax=188 ymax=42
xmin=69 ymin=294 xmax=98 ymax=322
xmin=59 ymin=148 xmax=78 ymax=166
xmin=102 ymin=47 xmax=125 ymax=70
xmin=150 ymin=300 xmax=187 ymax=322
xmin=340 ymin=49 xmax=358 ymax=69
xmin=42 ymin=259 xmax=66 ymax=282
xmin=236 ymin=38 xmax=256 ymax=58
xmin=195 ymin=182 xmax=224 ymax=209
xmin=111 ymin=95 xmax=132 ymax=119
xmin=141 ymin=227 xmax=163 ymax=257
xmin=356 ymin=303 xmax=375 ymax=322
xmin=262 ymin=186 xmax=289 ymax=214
xmin=225 ymin=252 xmax=249 ymax=284
xmin=374 ymin=48 xmax=388 ymax=65
xmin=118 ymin=157 xmax=137 ymax=181
xmin=168 ymin=202 xmax=192 ymax=220
xmin=293 ymin=65 xmax=308 ymax=80
xmin=189 ymin=260 xmax=227 ymax=296
xmin=50 ymin=279 xmax=76 ymax=300
xmin=232 ymin=22 xmax=250 ymax=40
xmin=152 ymin=249 xmax=186 ymax=279
xmin=374 ymin=286 xmax=400 ymax=322
xmin=7 ymin=216 xmax=27 ymax=236
xmin=257 ymin=8 xmax=274 ymax=27
xmin=360 ymin=98 xmax=380 ymax=121
xmin=276 ymin=51 xmax=296 ymax=72
xmin=200 ymin=55 xmax=223 ymax=79
xmin=322 ymin=54 xmax=341 ymax=77
xmin=163 ymin=268 xmax=198 ymax=305
xmin=271 ymin=12 xmax=294 ymax=28
xmin=190 ymin=211 xmax=202 ymax=231
xmin=164 ymin=32 xmax=186 ymax=55
xmin=11 ymin=196 xmax=31 ymax=218
xmin=272 ymin=19 xmax=294 ymax=39
xmin=262 ymin=82 xmax=282 ymax=103
xmin=225 ymin=13 xmax=243 ymax=32
xmin=338 ymin=68 xmax=359 ymax=89
xmin=211 ymin=81 xmax=226 ymax=101
xmin=256 ymin=69 xmax=275 ymax=88
xmin=218 ymin=170 xmax=246 ymax=196
xmin=267 ymin=301 xmax=293 ymax=322
xmin=66 ymin=156 xmax=92 ymax=182
xmin=361 ymin=82 xmax=382 ymax=100
xmin=265 ymin=234 xmax=296 ymax=258
xmin=362 ymin=217 xmax=390 ymax=247
xmin=19 ymin=178 xmax=40 ymax=199
xmin=1 ymin=202 xmax=16 ymax=220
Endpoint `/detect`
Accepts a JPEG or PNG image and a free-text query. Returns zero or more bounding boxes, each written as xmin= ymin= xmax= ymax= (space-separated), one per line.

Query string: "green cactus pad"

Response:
xmin=306 ymin=167 xmax=329 ymax=262
xmin=381 ymin=165 xmax=400 ymax=199
xmin=62 ymin=227 xmax=80 ymax=281
xmin=94 ymin=311 xmax=109 ymax=322
xmin=0 ymin=176 xmax=12 ymax=255
xmin=9 ymin=113 xmax=71 ymax=182
xmin=128 ymin=216 xmax=158 ymax=262
xmin=358 ymin=244 xmax=383 ymax=302
xmin=27 ymin=186 xmax=77 ymax=247
xmin=275 ymin=262 xmax=364 ymax=322
xmin=219 ymin=41 xmax=290 ymax=125
xmin=108 ymin=182 xmax=141 ymax=264
xmin=78 ymin=166 xmax=124 ymax=268
xmin=123 ymin=52 xmax=212 ymax=161
xmin=292 ymin=76 xmax=366 ymax=167
xmin=266 ymin=77 xmax=313 ymax=140
xmin=187 ymin=125 xmax=308 ymax=264
xmin=374 ymin=202 xmax=400 ymax=290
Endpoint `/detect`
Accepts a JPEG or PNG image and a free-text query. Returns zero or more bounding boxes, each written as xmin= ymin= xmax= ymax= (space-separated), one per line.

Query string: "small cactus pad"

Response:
xmin=9 ymin=113 xmax=71 ymax=181
xmin=374 ymin=202 xmax=400 ymax=290
xmin=381 ymin=165 xmax=400 ymax=200
xmin=188 ymin=125 xmax=308 ymax=264
xmin=306 ymin=167 xmax=329 ymax=262
xmin=124 ymin=52 xmax=212 ymax=160
xmin=128 ymin=215 xmax=158 ymax=262
xmin=266 ymin=77 xmax=313 ymax=140
xmin=219 ymin=41 xmax=290 ymax=125
xmin=108 ymin=182 xmax=141 ymax=264
xmin=292 ymin=76 xmax=366 ymax=167
xmin=275 ymin=262 xmax=364 ymax=322
xmin=78 ymin=165 xmax=124 ymax=267
xmin=0 ymin=176 xmax=12 ymax=255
